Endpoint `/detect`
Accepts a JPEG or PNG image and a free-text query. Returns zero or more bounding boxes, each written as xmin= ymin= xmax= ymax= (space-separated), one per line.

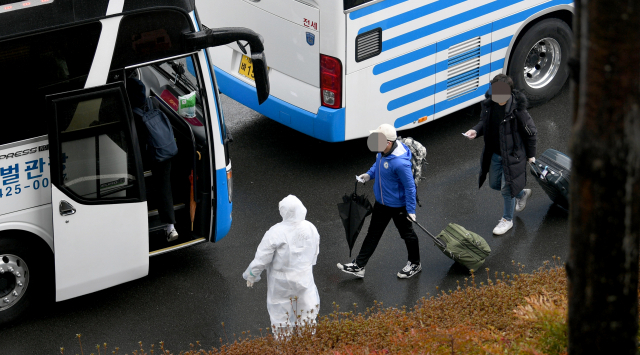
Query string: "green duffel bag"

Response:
xmin=435 ymin=223 xmax=491 ymax=271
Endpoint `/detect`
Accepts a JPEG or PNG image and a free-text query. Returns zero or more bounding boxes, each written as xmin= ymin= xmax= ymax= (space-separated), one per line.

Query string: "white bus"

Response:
xmin=0 ymin=0 xmax=269 ymax=325
xmin=200 ymin=0 xmax=573 ymax=142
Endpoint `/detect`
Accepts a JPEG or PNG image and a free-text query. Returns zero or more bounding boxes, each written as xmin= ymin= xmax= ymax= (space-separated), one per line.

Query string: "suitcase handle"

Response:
xmin=407 ymin=217 xmax=447 ymax=249
xmin=529 ymin=162 xmax=546 ymax=181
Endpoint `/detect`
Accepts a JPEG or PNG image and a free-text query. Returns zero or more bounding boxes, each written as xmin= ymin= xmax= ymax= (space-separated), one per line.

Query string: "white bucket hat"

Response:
xmin=369 ymin=123 xmax=397 ymax=141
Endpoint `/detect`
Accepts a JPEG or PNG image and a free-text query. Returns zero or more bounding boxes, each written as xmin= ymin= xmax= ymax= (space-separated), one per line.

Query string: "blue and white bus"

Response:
xmin=0 ymin=0 xmax=269 ymax=325
xmin=200 ymin=0 xmax=573 ymax=142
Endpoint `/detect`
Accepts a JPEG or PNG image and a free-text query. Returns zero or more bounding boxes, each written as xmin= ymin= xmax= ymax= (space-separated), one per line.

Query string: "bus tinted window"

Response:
xmin=344 ymin=0 xmax=376 ymax=10
xmin=0 ymin=22 xmax=102 ymax=146
xmin=110 ymin=11 xmax=193 ymax=70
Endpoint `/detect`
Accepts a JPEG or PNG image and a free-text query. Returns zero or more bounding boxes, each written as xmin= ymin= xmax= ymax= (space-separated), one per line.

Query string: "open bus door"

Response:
xmin=47 ymin=83 xmax=148 ymax=301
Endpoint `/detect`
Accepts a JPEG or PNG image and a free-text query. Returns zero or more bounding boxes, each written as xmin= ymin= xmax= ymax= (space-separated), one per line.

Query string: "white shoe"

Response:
xmin=515 ymin=189 xmax=532 ymax=212
xmin=166 ymin=228 xmax=179 ymax=242
xmin=493 ymin=218 xmax=513 ymax=235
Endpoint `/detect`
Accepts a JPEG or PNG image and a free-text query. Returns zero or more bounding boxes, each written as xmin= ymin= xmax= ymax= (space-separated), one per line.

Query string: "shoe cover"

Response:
xmin=243 ymin=195 xmax=321 ymax=329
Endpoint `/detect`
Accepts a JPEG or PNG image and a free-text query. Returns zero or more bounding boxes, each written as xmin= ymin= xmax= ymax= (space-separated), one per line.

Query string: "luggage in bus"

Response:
xmin=529 ymin=149 xmax=571 ymax=209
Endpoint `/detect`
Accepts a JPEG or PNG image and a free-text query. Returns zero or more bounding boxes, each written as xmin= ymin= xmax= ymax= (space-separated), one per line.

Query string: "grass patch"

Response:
xmin=62 ymin=258 xmax=570 ymax=355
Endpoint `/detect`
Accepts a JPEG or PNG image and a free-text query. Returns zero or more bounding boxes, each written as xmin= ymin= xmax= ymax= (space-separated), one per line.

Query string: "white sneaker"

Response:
xmin=166 ymin=228 xmax=179 ymax=242
xmin=493 ymin=218 xmax=513 ymax=235
xmin=515 ymin=189 xmax=532 ymax=212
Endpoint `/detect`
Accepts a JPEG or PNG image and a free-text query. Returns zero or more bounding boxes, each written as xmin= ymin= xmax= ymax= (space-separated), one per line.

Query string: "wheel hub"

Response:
xmin=0 ymin=254 xmax=29 ymax=311
xmin=523 ymin=37 xmax=561 ymax=89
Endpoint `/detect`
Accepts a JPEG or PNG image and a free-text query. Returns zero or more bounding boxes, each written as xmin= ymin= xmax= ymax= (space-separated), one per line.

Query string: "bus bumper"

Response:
xmin=214 ymin=67 xmax=346 ymax=142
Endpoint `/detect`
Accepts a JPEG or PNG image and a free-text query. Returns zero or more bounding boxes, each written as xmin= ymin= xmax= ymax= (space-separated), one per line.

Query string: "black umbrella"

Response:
xmin=337 ymin=181 xmax=374 ymax=256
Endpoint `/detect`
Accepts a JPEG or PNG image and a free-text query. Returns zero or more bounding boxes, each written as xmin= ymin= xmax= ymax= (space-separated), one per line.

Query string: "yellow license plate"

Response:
xmin=238 ymin=54 xmax=255 ymax=81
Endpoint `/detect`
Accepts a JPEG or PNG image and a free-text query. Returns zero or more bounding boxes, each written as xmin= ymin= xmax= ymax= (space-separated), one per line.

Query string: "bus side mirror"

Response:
xmin=184 ymin=27 xmax=270 ymax=105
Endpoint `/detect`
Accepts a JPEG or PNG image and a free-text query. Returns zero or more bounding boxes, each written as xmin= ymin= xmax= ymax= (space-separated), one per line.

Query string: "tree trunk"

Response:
xmin=567 ymin=0 xmax=640 ymax=354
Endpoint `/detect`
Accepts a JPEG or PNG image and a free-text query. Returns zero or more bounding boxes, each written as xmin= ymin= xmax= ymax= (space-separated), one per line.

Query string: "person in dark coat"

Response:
xmin=464 ymin=74 xmax=537 ymax=235
xmin=126 ymin=77 xmax=179 ymax=242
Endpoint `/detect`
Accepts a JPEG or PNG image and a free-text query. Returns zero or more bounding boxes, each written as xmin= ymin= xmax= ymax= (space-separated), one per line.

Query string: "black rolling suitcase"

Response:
xmin=529 ymin=149 xmax=571 ymax=209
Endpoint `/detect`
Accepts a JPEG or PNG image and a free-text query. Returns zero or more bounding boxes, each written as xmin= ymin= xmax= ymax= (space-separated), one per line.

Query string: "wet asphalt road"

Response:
xmin=1 ymin=84 xmax=571 ymax=354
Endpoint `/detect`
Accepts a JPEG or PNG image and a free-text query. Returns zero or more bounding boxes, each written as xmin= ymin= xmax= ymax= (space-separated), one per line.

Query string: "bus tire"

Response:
xmin=0 ymin=235 xmax=52 ymax=327
xmin=508 ymin=18 xmax=573 ymax=108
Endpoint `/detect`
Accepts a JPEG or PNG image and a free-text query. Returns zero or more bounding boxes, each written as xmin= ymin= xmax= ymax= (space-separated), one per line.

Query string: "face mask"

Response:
xmin=367 ymin=132 xmax=387 ymax=152
xmin=490 ymin=81 xmax=511 ymax=104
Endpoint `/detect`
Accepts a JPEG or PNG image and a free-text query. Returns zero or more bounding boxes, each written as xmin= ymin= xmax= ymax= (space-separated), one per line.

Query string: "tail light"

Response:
xmin=320 ymin=55 xmax=342 ymax=109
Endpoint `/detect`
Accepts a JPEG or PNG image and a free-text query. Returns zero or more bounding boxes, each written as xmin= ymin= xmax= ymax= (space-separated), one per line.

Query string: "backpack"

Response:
xmin=399 ymin=136 xmax=427 ymax=206
xmin=132 ymin=98 xmax=178 ymax=162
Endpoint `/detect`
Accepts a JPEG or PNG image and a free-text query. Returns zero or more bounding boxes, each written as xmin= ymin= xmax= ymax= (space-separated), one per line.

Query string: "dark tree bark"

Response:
xmin=567 ymin=0 xmax=640 ymax=354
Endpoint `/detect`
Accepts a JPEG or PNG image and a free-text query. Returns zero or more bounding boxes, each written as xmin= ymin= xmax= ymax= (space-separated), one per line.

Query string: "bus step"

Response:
xmin=149 ymin=223 xmax=170 ymax=233
xmin=148 ymin=203 xmax=186 ymax=217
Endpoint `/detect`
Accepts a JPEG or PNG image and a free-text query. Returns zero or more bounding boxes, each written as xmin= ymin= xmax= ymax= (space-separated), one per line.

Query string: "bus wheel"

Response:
xmin=0 ymin=237 xmax=50 ymax=326
xmin=508 ymin=18 xmax=572 ymax=107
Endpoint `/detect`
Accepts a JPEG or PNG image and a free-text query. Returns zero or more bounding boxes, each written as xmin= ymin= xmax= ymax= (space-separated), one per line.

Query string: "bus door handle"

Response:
xmin=59 ymin=201 xmax=76 ymax=216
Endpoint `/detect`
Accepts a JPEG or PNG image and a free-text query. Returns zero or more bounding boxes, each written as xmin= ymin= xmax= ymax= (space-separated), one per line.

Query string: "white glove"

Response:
xmin=408 ymin=213 xmax=416 ymax=221
xmin=356 ymin=174 xmax=370 ymax=183
xmin=246 ymin=280 xmax=254 ymax=288
xmin=528 ymin=157 xmax=536 ymax=163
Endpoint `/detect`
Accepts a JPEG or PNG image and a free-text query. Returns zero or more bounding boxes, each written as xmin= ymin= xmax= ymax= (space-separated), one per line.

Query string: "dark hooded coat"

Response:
xmin=472 ymin=89 xmax=537 ymax=198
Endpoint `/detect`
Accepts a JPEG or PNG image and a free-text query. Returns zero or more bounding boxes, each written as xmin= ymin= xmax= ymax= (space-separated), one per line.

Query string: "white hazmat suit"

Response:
xmin=243 ymin=195 xmax=320 ymax=332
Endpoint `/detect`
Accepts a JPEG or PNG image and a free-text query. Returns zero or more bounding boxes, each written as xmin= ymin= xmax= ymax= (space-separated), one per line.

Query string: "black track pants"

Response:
xmin=151 ymin=158 xmax=176 ymax=225
xmin=355 ymin=202 xmax=420 ymax=267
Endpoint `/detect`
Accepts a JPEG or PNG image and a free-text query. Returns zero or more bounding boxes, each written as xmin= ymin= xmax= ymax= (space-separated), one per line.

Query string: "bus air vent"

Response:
xmin=356 ymin=28 xmax=382 ymax=62
xmin=446 ymin=37 xmax=481 ymax=100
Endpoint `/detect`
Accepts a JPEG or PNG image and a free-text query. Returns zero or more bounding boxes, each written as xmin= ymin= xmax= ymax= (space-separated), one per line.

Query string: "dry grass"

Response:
xmin=62 ymin=258 xmax=572 ymax=355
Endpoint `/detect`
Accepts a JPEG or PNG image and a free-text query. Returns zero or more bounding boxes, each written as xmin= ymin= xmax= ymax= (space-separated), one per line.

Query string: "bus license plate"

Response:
xmin=238 ymin=55 xmax=255 ymax=81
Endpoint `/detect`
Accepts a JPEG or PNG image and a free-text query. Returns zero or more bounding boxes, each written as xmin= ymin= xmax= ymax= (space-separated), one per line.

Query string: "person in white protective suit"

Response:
xmin=243 ymin=195 xmax=320 ymax=336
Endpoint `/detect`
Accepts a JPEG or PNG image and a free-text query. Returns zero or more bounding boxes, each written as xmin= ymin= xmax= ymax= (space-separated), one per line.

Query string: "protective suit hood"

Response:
xmin=279 ymin=195 xmax=307 ymax=224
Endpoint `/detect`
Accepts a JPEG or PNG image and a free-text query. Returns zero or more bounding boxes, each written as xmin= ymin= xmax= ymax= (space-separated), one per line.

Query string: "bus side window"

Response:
xmin=0 ymin=22 xmax=102 ymax=146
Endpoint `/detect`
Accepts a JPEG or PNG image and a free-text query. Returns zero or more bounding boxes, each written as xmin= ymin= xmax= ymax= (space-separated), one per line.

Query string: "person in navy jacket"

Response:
xmin=337 ymin=124 xmax=421 ymax=279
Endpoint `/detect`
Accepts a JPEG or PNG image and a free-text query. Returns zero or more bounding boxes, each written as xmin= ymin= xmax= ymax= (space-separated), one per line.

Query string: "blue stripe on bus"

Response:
xmin=383 ymin=0 xmax=524 ymax=52
xmin=448 ymin=48 xmax=481 ymax=67
xmin=380 ymin=63 xmax=436 ymax=93
xmin=371 ymin=0 xmax=571 ymax=75
xmin=392 ymin=58 xmax=505 ymax=127
xmin=388 ymin=83 xmax=435 ymax=111
xmin=215 ymin=167 xmax=232 ymax=242
xmin=491 ymin=35 xmax=513 ymax=53
xmin=373 ymin=44 xmax=436 ymax=75
xmin=437 ymin=23 xmax=492 ymax=51
xmin=393 ymin=83 xmax=489 ymax=128
xmin=358 ymin=0 xmax=467 ymax=35
xmin=380 ymin=41 xmax=490 ymax=94
xmin=392 ymin=104 xmax=435 ymax=128
xmin=433 ymin=82 xmax=490 ymax=113
xmin=447 ymin=69 xmax=479 ymax=87
xmin=349 ymin=0 xmax=409 ymax=21
xmin=388 ymin=62 xmax=491 ymax=111
xmin=373 ymin=24 xmax=491 ymax=76
xmin=435 ymin=62 xmax=491 ymax=93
